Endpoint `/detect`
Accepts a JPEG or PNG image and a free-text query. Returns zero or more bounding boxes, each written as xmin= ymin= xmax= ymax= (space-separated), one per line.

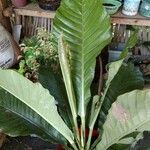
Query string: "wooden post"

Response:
xmin=0 ymin=0 xmax=11 ymax=32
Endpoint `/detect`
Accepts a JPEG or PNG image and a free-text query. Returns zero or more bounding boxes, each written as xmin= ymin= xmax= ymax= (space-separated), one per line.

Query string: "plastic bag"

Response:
xmin=0 ymin=23 xmax=20 ymax=68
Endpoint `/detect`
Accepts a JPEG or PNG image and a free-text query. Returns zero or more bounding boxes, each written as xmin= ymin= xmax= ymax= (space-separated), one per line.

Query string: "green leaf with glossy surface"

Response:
xmin=53 ymin=0 xmax=112 ymax=120
xmin=96 ymin=90 xmax=150 ymax=150
xmin=0 ymin=88 xmax=66 ymax=144
xmin=106 ymin=60 xmax=124 ymax=85
xmin=108 ymin=144 xmax=130 ymax=150
xmin=117 ymin=137 xmax=135 ymax=145
xmin=99 ymin=61 xmax=144 ymax=127
xmin=38 ymin=65 xmax=72 ymax=128
xmin=0 ymin=69 xmax=74 ymax=145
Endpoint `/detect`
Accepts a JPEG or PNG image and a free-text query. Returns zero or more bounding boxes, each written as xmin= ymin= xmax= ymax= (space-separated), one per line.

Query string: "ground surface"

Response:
xmin=1 ymin=133 xmax=150 ymax=150
xmin=1 ymin=136 xmax=58 ymax=150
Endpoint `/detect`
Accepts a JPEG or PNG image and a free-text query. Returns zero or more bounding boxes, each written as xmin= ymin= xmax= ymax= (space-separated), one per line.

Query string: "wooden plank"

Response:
xmin=14 ymin=3 xmax=55 ymax=19
xmin=13 ymin=3 xmax=150 ymax=26
xmin=111 ymin=11 xmax=150 ymax=26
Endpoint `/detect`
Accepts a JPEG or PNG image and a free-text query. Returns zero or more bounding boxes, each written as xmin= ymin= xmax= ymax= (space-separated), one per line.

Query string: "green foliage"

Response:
xmin=18 ymin=28 xmax=58 ymax=81
xmin=99 ymin=60 xmax=144 ymax=128
xmin=0 ymin=0 xmax=149 ymax=150
xmin=52 ymin=1 xmax=112 ymax=146
xmin=0 ymin=88 xmax=67 ymax=144
xmin=96 ymin=90 xmax=150 ymax=150
xmin=38 ymin=65 xmax=72 ymax=127
xmin=119 ymin=27 xmax=139 ymax=59
xmin=30 ymin=0 xmax=38 ymax=3
xmin=0 ymin=69 xmax=74 ymax=145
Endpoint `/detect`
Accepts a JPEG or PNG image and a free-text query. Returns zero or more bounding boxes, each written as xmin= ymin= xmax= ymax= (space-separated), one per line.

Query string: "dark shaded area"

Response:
xmin=1 ymin=136 xmax=58 ymax=150
xmin=2 ymin=132 xmax=150 ymax=150
xmin=134 ymin=132 xmax=150 ymax=150
xmin=110 ymin=132 xmax=150 ymax=150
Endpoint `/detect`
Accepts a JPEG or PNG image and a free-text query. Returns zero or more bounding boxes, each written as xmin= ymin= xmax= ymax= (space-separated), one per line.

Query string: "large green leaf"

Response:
xmin=96 ymin=90 xmax=150 ymax=150
xmin=52 ymin=0 xmax=112 ymax=122
xmin=0 ymin=69 xmax=74 ymax=145
xmin=0 ymin=88 xmax=66 ymax=144
xmin=99 ymin=61 xmax=144 ymax=127
xmin=38 ymin=65 xmax=72 ymax=128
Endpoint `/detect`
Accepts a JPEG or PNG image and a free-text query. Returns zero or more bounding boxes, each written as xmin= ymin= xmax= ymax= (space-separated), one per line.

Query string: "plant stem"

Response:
xmin=86 ymin=56 xmax=103 ymax=150
xmin=86 ymin=57 xmax=103 ymax=150
xmin=85 ymin=126 xmax=93 ymax=150
xmin=80 ymin=117 xmax=85 ymax=149
xmin=90 ymin=136 xmax=101 ymax=150
xmin=89 ymin=84 xmax=111 ymax=150
xmin=85 ymin=96 xmax=101 ymax=150
xmin=73 ymin=121 xmax=81 ymax=149
xmin=98 ymin=56 xmax=103 ymax=96
xmin=63 ymin=145 xmax=72 ymax=150
xmin=71 ymin=143 xmax=79 ymax=150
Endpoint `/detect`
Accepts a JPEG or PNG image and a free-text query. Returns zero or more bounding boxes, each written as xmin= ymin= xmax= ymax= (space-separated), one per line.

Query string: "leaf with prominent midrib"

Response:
xmin=96 ymin=90 xmax=150 ymax=150
xmin=99 ymin=61 xmax=144 ymax=128
xmin=52 ymin=0 xmax=112 ymax=120
xmin=0 ymin=88 xmax=66 ymax=144
xmin=0 ymin=69 xmax=74 ymax=145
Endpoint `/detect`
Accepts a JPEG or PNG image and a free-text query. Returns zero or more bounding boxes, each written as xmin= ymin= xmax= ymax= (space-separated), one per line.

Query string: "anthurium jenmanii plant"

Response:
xmin=0 ymin=0 xmax=149 ymax=150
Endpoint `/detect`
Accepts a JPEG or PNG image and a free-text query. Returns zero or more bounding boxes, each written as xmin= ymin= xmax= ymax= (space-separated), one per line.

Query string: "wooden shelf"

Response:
xmin=14 ymin=3 xmax=55 ymax=18
xmin=111 ymin=11 xmax=150 ymax=26
xmin=13 ymin=3 xmax=150 ymax=26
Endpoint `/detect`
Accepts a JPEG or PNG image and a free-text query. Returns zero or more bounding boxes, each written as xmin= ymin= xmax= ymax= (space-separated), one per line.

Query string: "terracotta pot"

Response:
xmin=11 ymin=0 xmax=27 ymax=8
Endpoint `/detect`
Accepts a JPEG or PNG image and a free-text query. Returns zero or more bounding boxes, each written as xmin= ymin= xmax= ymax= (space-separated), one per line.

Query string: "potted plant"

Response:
xmin=18 ymin=28 xmax=57 ymax=81
xmin=0 ymin=0 xmax=149 ymax=150
xmin=38 ymin=0 xmax=61 ymax=11
xmin=11 ymin=0 xmax=27 ymax=7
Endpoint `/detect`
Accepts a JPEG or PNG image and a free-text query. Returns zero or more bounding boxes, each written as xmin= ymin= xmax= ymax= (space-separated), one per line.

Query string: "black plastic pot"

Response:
xmin=38 ymin=0 xmax=61 ymax=11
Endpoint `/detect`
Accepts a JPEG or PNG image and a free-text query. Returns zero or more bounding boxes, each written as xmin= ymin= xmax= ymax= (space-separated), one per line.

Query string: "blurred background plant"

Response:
xmin=30 ymin=0 xmax=38 ymax=3
xmin=18 ymin=27 xmax=58 ymax=81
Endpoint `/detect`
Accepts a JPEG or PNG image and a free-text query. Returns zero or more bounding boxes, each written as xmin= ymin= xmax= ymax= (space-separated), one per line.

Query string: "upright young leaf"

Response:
xmin=96 ymin=90 xmax=150 ymax=150
xmin=53 ymin=0 xmax=112 ymax=138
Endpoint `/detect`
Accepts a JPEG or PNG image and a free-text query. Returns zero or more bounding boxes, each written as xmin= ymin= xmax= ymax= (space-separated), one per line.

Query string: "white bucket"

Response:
xmin=122 ymin=0 xmax=141 ymax=16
